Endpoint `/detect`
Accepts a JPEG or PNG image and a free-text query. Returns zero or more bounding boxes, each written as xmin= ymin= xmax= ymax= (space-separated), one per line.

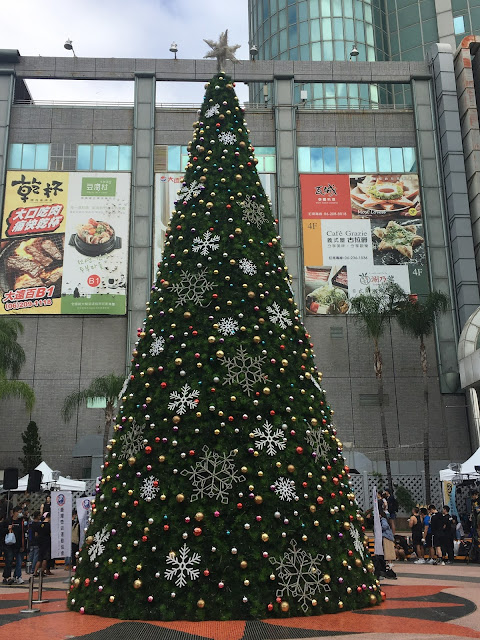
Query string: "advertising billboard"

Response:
xmin=0 ymin=171 xmax=130 ymax=315
xmin=300 ymin=173 xmax=428 ymax=315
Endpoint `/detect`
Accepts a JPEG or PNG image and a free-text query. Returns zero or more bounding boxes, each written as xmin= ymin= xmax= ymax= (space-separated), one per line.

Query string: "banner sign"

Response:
xmin=0 ymin=171 xmax=131 ymax=315
xmin=76 ymin=495 xmax=95 ymax=547
xmin=50 ymin=490 xmax=72 ymax=559
xmin=300 ymin=173 xmax=428 ymax=315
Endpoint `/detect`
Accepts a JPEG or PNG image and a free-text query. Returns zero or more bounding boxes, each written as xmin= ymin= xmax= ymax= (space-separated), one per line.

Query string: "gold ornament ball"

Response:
xmin=240 ymin=560 xmax=248 ymax=569
xmin=241 ymin=466 xmax=248 ymax=473
xmin=86 ymin=536 xmax=94 ymax=545
xmin=287 ymin=465 xmax=295 ymax=473
xmin=254 ymin=495 xmax=263 ymax=504
xmin=323 ymin=574 xmax=331 ymax=584
xmin=347 ymin=587 xmax=353 ymax=594
xmin=235 ymin=227 xmax=242 ymax=234
xmin=208 ymin=336 xmax=216 ymax=343
xmin=174 ymin=358 xmax=182 ymax=366
xmin=206 ymin=202 xmax=214 ymax=209
xmin=176 ymin=494 xmax=185 ymax=503
xmin=312 ymin=599 xmax=318 ymax=607
xmin=369 ymin=594 xmax=377 ymax=604
xmin=244 ymin=579 xmax=250 ymax=586
xmin=172 ymin=415 xmax=181 ymax=424
xmin=235 ymin=174 xmax=242 ymax=181
xmin=128 ymin=489 xmax=133 ymax=496
xmin=252 ymin=336 xmax=261 ymax=344
xmin=136 ymin=564 xmax=142 ymax=571
xmin=338 ymin=601 xmax=344 ymax=609
xmin=321 ymin=475 xmax=327 ymax=483
xmin=183 ymin=311 xmax=191 ymax=319
xmin=159 ymin=455 xmax=165 ymax=463
xmin=280 ymin=601 xmax=289 ymax=612
xmin=197 ymin=599 xmax=205 ymax=608
xmin=195 ymin=512 xmax=204 ymax=521
xmin=133 ymin=579 xmax=142 ymax=589
xmin=216 ymin=350 xmax=224 ymax=358
xmin=355 ymin=558 xmax=362 ymax=567
xmin=247 ymin=291 xmax=255 ymax=298
xmin=261 ymin=533 xmax=269 ymax=542
xmin=74 ymin=578 xmax=80 ymax=586
xmin=147 ymin=367 xmax=155 ymax=375
xmin=343 ymin=521 xmax=351 ymax=530
xmin=263 ymin=387 xmax=271 ymax=395
xmin=109 ymin=595 xmax=115 ymax=602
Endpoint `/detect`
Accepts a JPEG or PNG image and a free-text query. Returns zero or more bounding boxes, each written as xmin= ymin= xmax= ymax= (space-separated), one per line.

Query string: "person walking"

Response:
xmin=409 ymin=506 xmax=425 ymax=563
xmin=2 ymin=507 xmax=25 ymax=584
xmin=429 ymin=505 xmax=444 ymax=564
xmin=27 ymin=511 xmax=41 ymax=574
xmin=440 ymin=505 xmax=455 ymax=564
xmin=34 ymin=512 xmax=52 ymax=577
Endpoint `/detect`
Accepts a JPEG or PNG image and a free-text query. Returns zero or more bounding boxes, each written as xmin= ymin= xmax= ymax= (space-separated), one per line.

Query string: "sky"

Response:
xmin=3 ymin=0 xmax=250 ymax=104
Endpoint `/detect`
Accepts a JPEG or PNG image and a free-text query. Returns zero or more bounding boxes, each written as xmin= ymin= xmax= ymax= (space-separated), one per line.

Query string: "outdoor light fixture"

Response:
xmin=64 ymin=39 xmax=76 ymax=57
xmin=349 ymin=44 xmax=359 ymax=60
xmin=170 ymin=43 xmax=178 ymax=59
xmin=250 ymin=44 xmax=258 ymax=60
xmin=301 ymin=89 xmax=308 ymax=104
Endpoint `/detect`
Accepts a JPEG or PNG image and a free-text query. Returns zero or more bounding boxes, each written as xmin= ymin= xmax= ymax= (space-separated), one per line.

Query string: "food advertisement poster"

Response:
xmin=0 ymin=171 xmax=130 ymax=315
xmin=300 ymin=173 xmax=428 ymax=315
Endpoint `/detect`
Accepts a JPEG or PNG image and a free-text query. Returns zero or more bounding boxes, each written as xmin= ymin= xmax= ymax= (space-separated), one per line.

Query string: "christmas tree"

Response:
xmin=68 ymin=34 xmax=381 ymax=621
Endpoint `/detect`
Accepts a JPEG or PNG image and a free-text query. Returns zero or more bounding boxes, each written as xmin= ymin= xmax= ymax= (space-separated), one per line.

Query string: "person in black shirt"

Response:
xmin=2 ymin=507 xmax=24 ymax=584
xmin=440 ymin=505 xmax=455 ymax=564
xmin=429 ymin=504 xmax=444 ymax=565
xmin=34 ymin=513 xmax=52 ymax=577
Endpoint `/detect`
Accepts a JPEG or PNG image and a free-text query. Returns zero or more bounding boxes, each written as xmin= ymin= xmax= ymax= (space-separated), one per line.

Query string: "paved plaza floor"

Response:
xmin=1 ymin=561 xmax=480 ymax=640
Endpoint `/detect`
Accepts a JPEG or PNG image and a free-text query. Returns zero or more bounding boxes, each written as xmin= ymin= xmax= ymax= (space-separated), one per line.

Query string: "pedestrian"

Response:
xmin=34 ymin=512 xmax=52 ymax=577
xmin=409 ymin=506 xmax=425 ymax=563
xmin=440 ymin=505 xmax=455 ymax=564
xmin=28 ymin=511 xmax=41 ymax=574
xmin=384 ymin=489 xmax=398 ymax=535
xmin=428 ymin=504 xmax=444 ymax=564
xmin=2 ymin=506 xmax=25 ymax=584
xmin=65 ymin=512 xmax=79 ymax=570
xmin=380 ymin=508 xmax=397 ymax=578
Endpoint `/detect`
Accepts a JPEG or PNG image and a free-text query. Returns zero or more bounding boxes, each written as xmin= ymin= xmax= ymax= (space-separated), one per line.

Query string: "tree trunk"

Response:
xmin=103 ymin=401 xmax=115 ymax=452
xmin=374 ymin=339 xmax=393 ymax=490
xmin=420 ymin=339 xmax=431 ymax=504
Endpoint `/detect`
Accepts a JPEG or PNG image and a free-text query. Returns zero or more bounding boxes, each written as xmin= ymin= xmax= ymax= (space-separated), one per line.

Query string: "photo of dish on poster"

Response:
xmin=0 ymin=171 xmax=130 ymax=315
xmin=300 ymin=172 xmax=428 ymax=315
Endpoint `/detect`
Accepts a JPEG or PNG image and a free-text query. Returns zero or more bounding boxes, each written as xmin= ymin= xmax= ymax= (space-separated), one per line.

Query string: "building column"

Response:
xmin=0 ymin=71 xmax=15 ymax=219
xmin=273 ymin=76 xmax=302 ymax=311
xmin=127 ymin=74 xmax=156 ymax=359
xmin=427 ymin=43 xmax=480 ymax=332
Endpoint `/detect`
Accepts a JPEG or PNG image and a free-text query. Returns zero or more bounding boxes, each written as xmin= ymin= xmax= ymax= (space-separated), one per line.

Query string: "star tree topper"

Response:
xmin=204 ymin=30 xmax=241 ymax=72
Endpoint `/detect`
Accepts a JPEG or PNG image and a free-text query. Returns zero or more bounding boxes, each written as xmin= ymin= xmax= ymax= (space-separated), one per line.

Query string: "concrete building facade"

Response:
xmin=0 ymin=44 xmax=478 ymax=485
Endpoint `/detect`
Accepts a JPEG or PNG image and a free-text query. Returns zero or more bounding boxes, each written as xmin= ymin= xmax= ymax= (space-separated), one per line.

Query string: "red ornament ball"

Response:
xmin=193 ymin=527 xmax=202 ymax=537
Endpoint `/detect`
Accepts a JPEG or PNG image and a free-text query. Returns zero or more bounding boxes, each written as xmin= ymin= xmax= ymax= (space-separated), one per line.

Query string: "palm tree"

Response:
xmin=396 ymin=291 xmax=449 ymax=504
xmin=350 ymin=282 xmax=407 ymax=490
xmin=0 ymin=317 xmax=35 ymax=410
xmin=61 ymin=373 xmax=125 ymax=451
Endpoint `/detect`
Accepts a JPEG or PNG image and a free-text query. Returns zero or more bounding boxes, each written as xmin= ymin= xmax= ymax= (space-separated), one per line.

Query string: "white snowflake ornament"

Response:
xmin=266 ymin=302 xmax=293 ymax=329
xmin=140 ymin=476 xmax=160 ymax=502
xmin=149 ymin=336 xmax=165 ymax=356
xmin=350 ymin=525 xmax=366 ymax=559
xmin=269 ymin=540 xmax=331 ymax=612
xmin=305 ymin=428 xmax=330 ymax=463
xmin=222 ymin=345 xmax=269 ymax=396
xmin=238 ymin=258 xmax=257 ymax=276
xmin=181 ymin=445 xmax=245 ymax=504
xmin=177 ymin=180 xmax=203 ymax=202
xmin=217 ymin=317 xmax=239 ymax=336
xmin=218 ymin=131 xmax=237 ymax=145
xmin=273 ymin=477 xmax=298 ymax=502
xmin=252 ymin=420 xmax=287 ymax=456
xmin=205 ymin=103 xmax=220 ymax=118
xmin=168 ymin=383 xmax=200 ymax=415
xmin=192 ymin=230 xmax=220 ymax=256
xmin=169 ymin=268 xmax=216 ymax=307
xmin=164 ymin=543 xmax=201 ymax=588
xmin=119 ymin=420 xmax=146 ymax=459
xmin=87 ymin=526 xmax=110 ymax=562
xmin=240 ymin=195 xmax=267 ymax=228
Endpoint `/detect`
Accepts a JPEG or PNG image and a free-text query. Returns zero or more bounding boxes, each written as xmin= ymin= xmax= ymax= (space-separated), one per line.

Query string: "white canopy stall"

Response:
xmin=15 ymin=461 xmax=87 ymax=493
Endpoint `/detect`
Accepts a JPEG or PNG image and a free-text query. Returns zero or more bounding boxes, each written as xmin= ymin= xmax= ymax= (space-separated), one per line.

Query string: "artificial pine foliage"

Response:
xmin=19 ymin=420 xmax=42 ymax=473
xmin=68 ymin=73 xmax=381 ymax=621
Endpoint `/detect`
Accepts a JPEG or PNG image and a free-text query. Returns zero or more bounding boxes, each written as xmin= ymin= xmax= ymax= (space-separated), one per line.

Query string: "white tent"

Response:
xmin=15 ymin=461 xmax=87 ymax=493
xmin=439 ymin=447 xmax=480 ymax=482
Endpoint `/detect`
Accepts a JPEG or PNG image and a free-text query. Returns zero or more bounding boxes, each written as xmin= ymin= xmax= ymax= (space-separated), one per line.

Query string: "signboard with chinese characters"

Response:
xmin=300 ymin=173 xmax=428 ymax=315
xmin=0 ymin=171 xmax=130 ymax=315
xmin=50 ymin=490 xmax=72 ymax=560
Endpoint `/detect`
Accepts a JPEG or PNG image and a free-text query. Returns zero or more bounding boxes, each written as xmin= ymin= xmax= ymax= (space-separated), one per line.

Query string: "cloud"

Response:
xmin=4 ymin=0 xmax=249 ymax=102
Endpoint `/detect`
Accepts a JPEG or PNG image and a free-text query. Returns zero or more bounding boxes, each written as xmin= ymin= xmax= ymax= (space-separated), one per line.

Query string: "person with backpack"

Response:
xmin=440 ymin=505 xmax=455 ymax=564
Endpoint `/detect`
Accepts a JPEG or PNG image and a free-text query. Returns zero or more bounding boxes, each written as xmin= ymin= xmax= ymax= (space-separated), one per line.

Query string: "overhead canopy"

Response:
xmin=439 ymin=448 xmax=480 ymax=482
xmin=14 ymin=461 xmax=87 ymax=493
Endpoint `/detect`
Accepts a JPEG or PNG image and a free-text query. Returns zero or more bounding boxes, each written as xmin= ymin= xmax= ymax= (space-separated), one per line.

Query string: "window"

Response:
xmin=297 ymin=146 xmax=417 ymax=173
xmin=453 ymin=15 xmax=465 ymax=34
xmin=7 ymin=144 xmax=49 ymax=170
xmin=50 ymin=143 xmax=76 ymax=171
xmin=76 ymin=145 xmax=132 ymax=171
